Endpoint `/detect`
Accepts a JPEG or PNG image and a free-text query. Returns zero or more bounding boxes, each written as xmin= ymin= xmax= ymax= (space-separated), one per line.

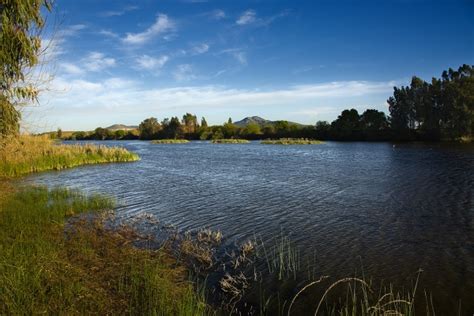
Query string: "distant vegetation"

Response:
xmin=0 ymin=136 xmax=139 ymax=178
xmin=59 ymin=64 xmax=473 ymax=143
xmin=151 ymin=139 xmax=190 ymax=144
xmin=261 ymin=138 xmax=324 ymax=145
xmin=211 ymin=139 xmax=250 ymax=144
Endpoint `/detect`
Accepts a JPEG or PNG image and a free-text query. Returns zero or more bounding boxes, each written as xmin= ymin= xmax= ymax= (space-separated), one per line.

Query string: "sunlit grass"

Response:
xmin=0 ymin=185 xmax=209 ymax=315
xmin=261 ymin=138 xmax=324 ymax=145
xmin=211 ymin=139 xmax=250 ymax=144
xmin=0 ymin=135 xmax=139 ymax=178
xmin=151 ymin=139 xmax=190 ymax=144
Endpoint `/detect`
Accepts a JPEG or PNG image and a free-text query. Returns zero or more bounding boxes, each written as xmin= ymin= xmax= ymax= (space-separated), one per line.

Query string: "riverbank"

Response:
xmin=0 ymin=184 xmax=208 ymax=315
xmin=0 ymin=135 xmax=139 ymax=178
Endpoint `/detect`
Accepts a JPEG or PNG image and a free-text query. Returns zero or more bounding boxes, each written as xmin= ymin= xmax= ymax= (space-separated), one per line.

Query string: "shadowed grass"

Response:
xmin=261 ymin=138 xmax=324 ymax=145
xmin=0 ymin=135 xmax=139 ymax=178
xmin=0 ymin=185 xmax=209 ymax=315
xmin=151 ymin=139 xmax=190 ymax=144
xmin=211 ymin=139 xmax=250 ymax=144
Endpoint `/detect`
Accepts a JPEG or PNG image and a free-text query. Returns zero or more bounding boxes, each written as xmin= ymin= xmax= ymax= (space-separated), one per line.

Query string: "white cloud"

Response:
xmin=83 ymin=52 xmax=116 ymax=72
xmin=212 ymin=9 xmax=226 ymax=20
xmin=173 ymin=64 xmax=196 ymax=81
xmin=192 ymin=43 xmax=209 ymax=54
xmin=232 ymin=52 xmax=247 ymax=65
xmin=59 ymin=24 xmax=87 ymax=37
xmin=236 ymin=10 xmax=257 ymax=25
xmin=60 ymin=62 xmax=84 ymax=75
xmin=102 ymin=5 xmax=138 ymax=17
xmin=135 ymin=55 xmax=169 ymax=70
xmin=123 ymin=14 xmax=175 ymax=44
xmin=99 ymin=30 xmax=119 ymax=38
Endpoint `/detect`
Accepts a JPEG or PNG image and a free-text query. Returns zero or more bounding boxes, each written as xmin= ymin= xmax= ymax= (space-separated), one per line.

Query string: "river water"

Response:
xmin=25 ymin=141 xmax=474 ymax=314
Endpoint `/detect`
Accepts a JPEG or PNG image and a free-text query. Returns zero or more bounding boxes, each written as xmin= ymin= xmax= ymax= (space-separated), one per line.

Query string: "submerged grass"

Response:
xmin=261 ymin=138 xmax=324 ymax=145
xmin=151 ymin=139 xmax=190 ymax=144
xmin=211 ymin=139 xmax=250 ymax=144
xmin=0 ymin=135 xmax=139 ymax=178
xmin=0 ymin=185 xmax=209 ymax=315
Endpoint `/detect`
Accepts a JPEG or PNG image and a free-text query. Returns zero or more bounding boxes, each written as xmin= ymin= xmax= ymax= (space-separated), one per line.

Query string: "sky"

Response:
xmin=27 ymin=0 xmax=474 ymax=132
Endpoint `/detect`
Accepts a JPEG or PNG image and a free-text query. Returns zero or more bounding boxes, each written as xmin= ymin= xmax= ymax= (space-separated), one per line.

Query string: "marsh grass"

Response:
xmin=0 ymin=186 xmax=209 ymax=315
xmin=211 ymin=139 xmax=250 ymax=144
xmin=151 ymin=139 xmax=190 ymax=144
xmin=0 ymin=135 xmax=139 ymax=178
xmin=261 ymin=138 xmax=324 ymax=145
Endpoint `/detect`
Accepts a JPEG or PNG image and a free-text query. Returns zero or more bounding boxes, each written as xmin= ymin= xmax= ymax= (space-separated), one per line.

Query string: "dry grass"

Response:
xmin=0 ymin=135 xmax=139 ymax=177
xmin=211 ymin=139 xmax=250 ymax=144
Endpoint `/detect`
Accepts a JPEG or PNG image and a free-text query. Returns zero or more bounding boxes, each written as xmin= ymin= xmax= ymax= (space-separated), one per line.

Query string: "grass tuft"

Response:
xmin=211 ymin=139 xmax=250 ymax=144
xmin=0 ymin=135 xmax=139 ymax=178
xmin=151 ymin=139 xmax=190 ymax=144
xmin=261 ymin=138 xmax=324 ymax=145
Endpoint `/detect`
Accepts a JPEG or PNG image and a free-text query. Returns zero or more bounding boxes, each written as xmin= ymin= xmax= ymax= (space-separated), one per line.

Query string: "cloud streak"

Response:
xmin=123 ymin=14 xmax=175 ymax=44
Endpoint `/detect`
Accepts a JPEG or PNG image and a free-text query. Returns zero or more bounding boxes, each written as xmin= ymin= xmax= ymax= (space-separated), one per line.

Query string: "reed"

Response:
xmin=151 ymin=139 xmax=190 ymax=144
xmin=0 ymin=135 xmax=139 ymax=178
xmin=211 ymin=139 xmax=250 ymax=144
xmin=0 ymin=185 xmax=209 ymax=315
xmin=261 ymin=138 xmax=324 ymax=145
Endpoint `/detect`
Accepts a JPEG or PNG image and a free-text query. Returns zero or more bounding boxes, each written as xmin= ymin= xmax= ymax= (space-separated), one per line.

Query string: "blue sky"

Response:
xmin=29 ymin=0 xmax=474 ymax=131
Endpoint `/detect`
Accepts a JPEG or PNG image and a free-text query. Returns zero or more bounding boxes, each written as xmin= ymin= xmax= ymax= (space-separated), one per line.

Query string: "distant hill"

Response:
xmin=105 ymin=124 xmax=138 ymax=131
xmin=233 ymin=116 xmax=304 ymax=127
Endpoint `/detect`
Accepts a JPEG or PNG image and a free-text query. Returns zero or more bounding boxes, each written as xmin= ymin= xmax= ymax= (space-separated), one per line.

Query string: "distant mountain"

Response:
xmin=233 ymin=116 xmax=305 ymax=127
xmin=233 ymin=116 xmax=271 ymax=127
xmin=105 ymin=124 xmax=138 ymax=131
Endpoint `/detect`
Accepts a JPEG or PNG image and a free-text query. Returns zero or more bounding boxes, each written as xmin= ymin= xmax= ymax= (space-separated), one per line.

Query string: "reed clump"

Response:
xmin=0 ymin=186 xmax=208 ymax=315
xmin=0 ymin=135 xmax=139 ymax=178
xmin=261 ymin=138 xmax=324 ymax=145
xmin=211 ymin=139 xmax=250 ymax=144
xmin=151 ymin=139 xmax=190 ymax=144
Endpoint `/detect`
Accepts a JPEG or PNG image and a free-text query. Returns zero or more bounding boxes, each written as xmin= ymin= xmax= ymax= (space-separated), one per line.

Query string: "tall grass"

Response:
xmin=0 ymin=135 xmax=139 ymax=178
xmin=0 ymin=185 xmax=209 ymax=315
xmin=211 ymin=139 xmax=250 ymax=144
xmin=151 ymin=139 xmax=190 ymax=144
xmin=261 ymin=138 xmax=324 ymax=145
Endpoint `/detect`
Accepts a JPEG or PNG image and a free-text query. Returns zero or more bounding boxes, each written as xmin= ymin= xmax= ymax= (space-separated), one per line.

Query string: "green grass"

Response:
xmin=0 ymin=135 xmax=139 ymax=178
xmin=0 ymin=185 xmax=209 ymax=315
xmin=211 ymin=139 xmax=250 ymax=144
xmin=261 ymin=138 xmax=324 ymax=145
xmin=151 ymin=139 xmax=190 ymax=144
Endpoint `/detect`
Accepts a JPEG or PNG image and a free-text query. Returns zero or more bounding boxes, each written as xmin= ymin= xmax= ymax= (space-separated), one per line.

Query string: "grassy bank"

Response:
xmin=0 ymin=185 xmax=208 ymax=315
xmin=211 ymin=139 xmax=250 ymax=144
xmin=261 ymin=138 xmax=324 ymax=145
xmin=0 ymin=135 xmax=139 ymax=178
xmin=151 ymin=139 xmax=190 ymax=144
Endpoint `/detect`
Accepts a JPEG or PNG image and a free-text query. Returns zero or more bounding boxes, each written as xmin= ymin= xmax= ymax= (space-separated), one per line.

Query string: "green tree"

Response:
xmin=331 ymin=109 xmax=361 ymax=140
xmin=162 ymin=117 xmax=182 ymax=139
xmin=139 ymin=117 xmax=161 ymax=140
xmin=241 ymin=122 xmax=262 ymax=139
xmin=360 ymin=109 xmax=388 ymax=140
xmin=182 ymin=113 xmax=198 ymax=134
xmin=57 ymin=128 xmax=63 ymax=139
xmin=0 ymin=0 xmax=52 ymax=137
xmin=222 ymin=118 xmax=237 ymax=138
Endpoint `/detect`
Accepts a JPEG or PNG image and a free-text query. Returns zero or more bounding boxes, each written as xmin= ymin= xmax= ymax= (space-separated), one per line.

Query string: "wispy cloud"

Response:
xmin=59 ymin=62 xmax=84 ymax=75
xmin=101 ymin=5 xmax=138 ymax=17
xmin=211 ymin=9 xmax=226 ymax=20
xmin=218 ymin=48 xmax=248 ymax=65
xmin=83 ymin=52 xmax=116 ymax=72
xmin=173 ymin=64 xmax=197 ymax=81
xmin=135 ymin=55 xmax=169 ymax=70
xmin=192 ymin=43 xmax=210 ymax=55
xmin=98 ymin=30 xmax=119 ymax=38
xmin=58 ymin=24 xmax=87 ymax=37
xmin=236 ymin=10 xmax=257 ymax=25
xmin=123 ymin=14 xmax=176 ymax=45
xmin=236 ymin=9 xmax=289 ymax=27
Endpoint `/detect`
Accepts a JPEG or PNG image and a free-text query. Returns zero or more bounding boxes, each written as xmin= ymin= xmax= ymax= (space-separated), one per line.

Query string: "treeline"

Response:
xmin=67 ymin=65 xmax=473 ymax=142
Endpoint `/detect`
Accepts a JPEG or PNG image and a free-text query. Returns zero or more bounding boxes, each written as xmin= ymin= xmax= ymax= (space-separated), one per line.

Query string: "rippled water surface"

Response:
xmin=26 ymin=141 xmax=474 ymax=313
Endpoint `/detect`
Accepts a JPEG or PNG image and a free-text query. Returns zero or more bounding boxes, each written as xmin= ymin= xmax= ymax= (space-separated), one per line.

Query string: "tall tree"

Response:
xmin=331 ymin=109 xmax=361 ymax=140
xmin=139 ymin=117 xmax=161 ymax=140
xmin=0 ymin=0 xmax=52 ymax=137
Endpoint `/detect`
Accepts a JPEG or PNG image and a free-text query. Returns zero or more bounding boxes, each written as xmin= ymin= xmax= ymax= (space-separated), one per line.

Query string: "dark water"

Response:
xmin=26 ymin=141 xmax=474 ymax=314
